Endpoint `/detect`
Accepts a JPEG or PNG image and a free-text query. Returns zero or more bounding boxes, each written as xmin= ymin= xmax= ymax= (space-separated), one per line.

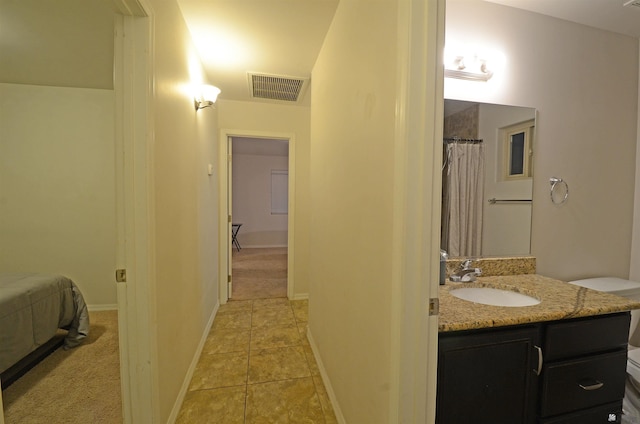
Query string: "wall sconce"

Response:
xmin=194 ymin=85 xmax=221 ymax=110
xmin=444 ymin=55 xmax=493 ymax=81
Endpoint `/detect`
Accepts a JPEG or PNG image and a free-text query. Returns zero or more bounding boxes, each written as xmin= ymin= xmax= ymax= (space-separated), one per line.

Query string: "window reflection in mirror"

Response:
xmin=442 ymin=100 xmax=536 ymax=258
xmin=503 ymin=120 xmax=534 ymax=180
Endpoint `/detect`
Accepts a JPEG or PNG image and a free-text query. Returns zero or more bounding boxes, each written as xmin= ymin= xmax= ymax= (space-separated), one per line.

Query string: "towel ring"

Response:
xmin=550 ymin=177 xmax=569 ymax=205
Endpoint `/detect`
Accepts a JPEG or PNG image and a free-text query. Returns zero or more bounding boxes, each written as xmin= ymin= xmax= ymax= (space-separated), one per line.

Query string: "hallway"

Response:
xmin=176 ymin=299 xmax=337 ymax=423
xmin=176 ymin=248 xmax=337 ymax=422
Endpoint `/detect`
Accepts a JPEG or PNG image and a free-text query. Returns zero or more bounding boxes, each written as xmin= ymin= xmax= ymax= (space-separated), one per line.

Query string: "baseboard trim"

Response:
xmin=167 ymin=301 xmax=219 ymax=423
xmin=291 ymin=293 xmax=308 ymax=301
xmin=307 ymin=328 xmax=346 ymax=424
xmin=87 ymin=304 xmax=118 ymax=311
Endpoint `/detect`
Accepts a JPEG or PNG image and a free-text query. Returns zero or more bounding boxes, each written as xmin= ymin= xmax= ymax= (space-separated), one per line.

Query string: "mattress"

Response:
xmin=0 ymin=273 xmax=90 ymax=374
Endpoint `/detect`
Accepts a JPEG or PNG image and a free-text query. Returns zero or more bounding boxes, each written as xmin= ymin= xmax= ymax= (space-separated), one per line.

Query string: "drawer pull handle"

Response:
xmin=578 ymin=380 xmax=604 ymax=391
xmin=534 ymin=345 xmax=543 ymax=376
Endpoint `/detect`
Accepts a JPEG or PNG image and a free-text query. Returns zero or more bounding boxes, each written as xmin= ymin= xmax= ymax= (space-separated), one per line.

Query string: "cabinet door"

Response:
xmin=437 ymin=326 xmax=540 ymax=424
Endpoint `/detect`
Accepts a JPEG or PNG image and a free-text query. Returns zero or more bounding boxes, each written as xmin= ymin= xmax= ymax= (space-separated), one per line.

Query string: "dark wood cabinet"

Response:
xmin=436 ymin=325 xmax=540 ymax=424
xmin=538 ymin=313 xmax=629 ymax=424
xmin=436 ymin=312 xmax=631 ymax=424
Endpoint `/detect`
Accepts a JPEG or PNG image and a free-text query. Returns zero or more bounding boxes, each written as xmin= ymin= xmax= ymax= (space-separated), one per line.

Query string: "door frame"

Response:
xmin=219 ymin=129 xmax=296 ymax=303
xmin=389 ymin=0 xmax=445 ymax=420
xmin=113 ymin=1 xmax=158 ymax=422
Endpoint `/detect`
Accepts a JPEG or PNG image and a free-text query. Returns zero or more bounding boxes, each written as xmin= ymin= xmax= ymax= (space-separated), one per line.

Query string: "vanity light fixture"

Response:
xmin=444 ymin=55 xmax=493 ymax=82
xmin=194 ymin=84 xmax=221 ymax=110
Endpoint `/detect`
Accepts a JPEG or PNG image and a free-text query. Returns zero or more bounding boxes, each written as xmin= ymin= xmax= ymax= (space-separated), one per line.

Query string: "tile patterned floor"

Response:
xmin=176 ymin=298 xmax=338 ymax=423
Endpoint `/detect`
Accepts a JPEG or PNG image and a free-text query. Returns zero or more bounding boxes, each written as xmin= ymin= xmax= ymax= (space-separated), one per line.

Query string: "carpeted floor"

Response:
xmin=231 ymin=247 xmax=288 ymax=300
xmin=2 ymin=310 xmax=122 ymax=424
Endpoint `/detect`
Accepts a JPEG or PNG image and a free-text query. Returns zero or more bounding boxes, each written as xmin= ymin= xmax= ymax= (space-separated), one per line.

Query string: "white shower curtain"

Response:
xmin=443 ymin=142 xmax=484 ymax=257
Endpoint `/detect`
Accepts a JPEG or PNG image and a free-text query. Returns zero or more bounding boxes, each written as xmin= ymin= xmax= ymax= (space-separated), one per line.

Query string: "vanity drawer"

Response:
xmin=538 ymin=401 xmax=621 ymax=424
xmin=543 ymin=313 xmax=630 ymax=361
xmin=539 ymin=350 xmax=627 ymax=417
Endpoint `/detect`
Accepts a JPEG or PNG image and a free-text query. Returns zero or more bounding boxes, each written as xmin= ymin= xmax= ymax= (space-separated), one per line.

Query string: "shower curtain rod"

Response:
xmin=443 ymin=137 xmax=483 ymax=144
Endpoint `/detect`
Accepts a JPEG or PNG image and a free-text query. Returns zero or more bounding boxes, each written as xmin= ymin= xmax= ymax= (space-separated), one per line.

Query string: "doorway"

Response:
xmin=229 ymin=136 xmax=289 ymax=300
xmin=219 ymin=130 xmax=296 ymax=303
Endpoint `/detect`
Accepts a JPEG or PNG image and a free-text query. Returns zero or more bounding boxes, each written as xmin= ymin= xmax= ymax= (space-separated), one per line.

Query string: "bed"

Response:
xmin=0 ymin=273 xmax=90 ymax=383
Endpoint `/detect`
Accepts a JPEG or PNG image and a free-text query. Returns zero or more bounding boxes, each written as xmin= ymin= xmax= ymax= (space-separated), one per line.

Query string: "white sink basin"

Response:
xmin=449 ymin=287 xmax=540 ymax=307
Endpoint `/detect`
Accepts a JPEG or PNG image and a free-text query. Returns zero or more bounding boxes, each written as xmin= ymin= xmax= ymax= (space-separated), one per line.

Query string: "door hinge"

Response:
xmin=228 ymin=215 xmax=232 ymax=223
xmin=228 ymin=275 xmax=231 ymax=283
xmin=116 ymin=269 xmax=127 ymax=283
xmin=429 ymin=298 xmax=439 ymax=316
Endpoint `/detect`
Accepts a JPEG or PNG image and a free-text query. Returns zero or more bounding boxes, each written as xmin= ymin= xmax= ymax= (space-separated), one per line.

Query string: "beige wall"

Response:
xmin=218 ymin=99 xmax=311 ymax=296
xmin=446 ymin=0 xmax=639 ymax=281
xmin=0 ymin=83 xmax=117 ymax=307
xmin=0 ymin=0 xmax=115 ymax=90
xmin=308 ymin=0 xmax=399 ymax=421
xmin=0 ymin=0 xmax=118 ymax=312
xmin=232 ymin=153 xmax=289 ymax=247
xmin=148 ymin=0 xmax=220 ymax=421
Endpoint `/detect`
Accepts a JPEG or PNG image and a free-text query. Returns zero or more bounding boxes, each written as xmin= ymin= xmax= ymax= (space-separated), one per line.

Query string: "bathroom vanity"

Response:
xmin=437 ymin=273 xmax=640 ymax=424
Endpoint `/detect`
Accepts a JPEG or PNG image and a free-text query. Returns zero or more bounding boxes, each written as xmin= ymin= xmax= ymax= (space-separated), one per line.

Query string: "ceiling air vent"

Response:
xmin=248 ymin=72 xmax=309 ymax=102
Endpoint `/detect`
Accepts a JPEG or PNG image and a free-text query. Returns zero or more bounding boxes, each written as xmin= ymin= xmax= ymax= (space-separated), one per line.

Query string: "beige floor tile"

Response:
xmin=296 ymin=323 xmax=311 ymax=346
xmin=291 ymin=299 xmax=308 ymax=316
xmin=204 ymin=328 xmax=251 ymax=354
xmin=250 ymin=325 xmax=301 ymax=350
xmin=212 ymin=309 xmax=252 ymax=330
xmin=248 ymin=346 xmax=310 ymax=384
xmin=177 ymin=248 xmax=326 ymax=422
xmin=302 ymin=345 xmax=321 ymax=377
xmin=313 ymin=376 xmax=338 ymax=424
xmin=245 ymin=378 xmax=324 ymax=424
xmin=291 ymin=303 xmax=309 ymax=323
xmin=176 ymin=385 xmax=246 ymax=424
xmin=189 ymin=351 xmax=249 ymax=390
xmin=219 ymin=300 xmax=254 ymax=314
xmin=253 ymin=298 xmax=291 ymax=309
xmin=251 ymin=305 xmax=296 ymax=328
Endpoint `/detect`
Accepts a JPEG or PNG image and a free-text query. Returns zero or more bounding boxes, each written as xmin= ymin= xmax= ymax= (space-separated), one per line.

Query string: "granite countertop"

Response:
xmin=439 ymin=274 xmax=640 ymax=332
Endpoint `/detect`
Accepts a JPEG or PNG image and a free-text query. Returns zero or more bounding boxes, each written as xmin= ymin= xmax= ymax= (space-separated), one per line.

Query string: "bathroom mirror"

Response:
xmin=442 ymin=99 xmax=536 ymax=258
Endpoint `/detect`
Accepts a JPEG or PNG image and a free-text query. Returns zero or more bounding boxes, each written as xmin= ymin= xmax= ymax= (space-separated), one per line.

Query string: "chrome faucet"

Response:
xmin=449 ymin=259 xmax=482 ymax=282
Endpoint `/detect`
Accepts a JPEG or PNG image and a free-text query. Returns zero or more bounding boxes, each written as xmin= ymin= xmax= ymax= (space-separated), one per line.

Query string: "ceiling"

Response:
xmin=176 ymin=0 xmax=339 ymax=107
xmin=485 ymin=0 xmax=640 ymax=39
